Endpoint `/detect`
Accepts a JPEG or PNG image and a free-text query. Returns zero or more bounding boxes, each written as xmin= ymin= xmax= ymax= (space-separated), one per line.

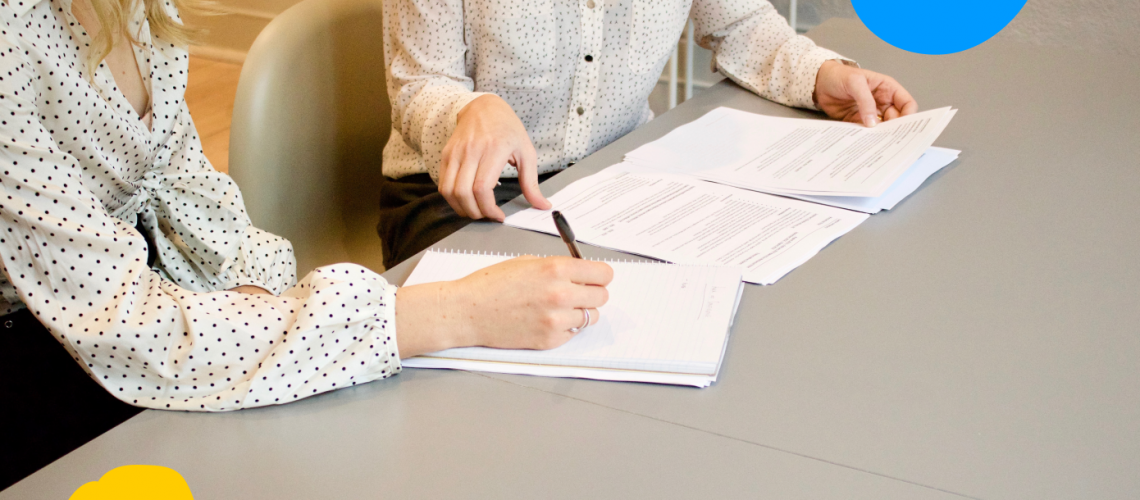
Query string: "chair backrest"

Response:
xmin=228 ymin=0 xmax=389 ymax=276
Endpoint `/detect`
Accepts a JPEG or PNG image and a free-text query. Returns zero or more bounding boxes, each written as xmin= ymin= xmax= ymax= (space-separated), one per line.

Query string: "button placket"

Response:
xmin=562 ymin=0 xmax=606 ymax=163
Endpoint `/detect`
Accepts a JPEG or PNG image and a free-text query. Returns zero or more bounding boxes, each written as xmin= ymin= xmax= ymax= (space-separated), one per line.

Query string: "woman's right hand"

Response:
xmin=394 ymin=256 xmax=614 ymax=358
xmin=438 ymin=94 xmax=552 ymax=222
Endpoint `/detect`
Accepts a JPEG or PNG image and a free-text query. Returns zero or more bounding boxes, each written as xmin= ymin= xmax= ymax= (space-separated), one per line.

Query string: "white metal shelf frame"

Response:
xmin=666 ymin=0 xmax=799 ymax=110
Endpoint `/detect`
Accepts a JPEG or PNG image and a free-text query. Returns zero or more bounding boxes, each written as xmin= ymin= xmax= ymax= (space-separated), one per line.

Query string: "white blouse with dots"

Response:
xmin=382 ymin=0 xmax=854 ymax=181
xmin=0 ymin=0 xmax=401 ymax=411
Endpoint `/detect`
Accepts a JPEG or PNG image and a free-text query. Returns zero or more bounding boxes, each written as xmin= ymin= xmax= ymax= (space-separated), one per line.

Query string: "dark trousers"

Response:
xmin=0 ymin=309 xmax=142 ymax=491
xmin=376 ymin=172 xmax=555 ymax=269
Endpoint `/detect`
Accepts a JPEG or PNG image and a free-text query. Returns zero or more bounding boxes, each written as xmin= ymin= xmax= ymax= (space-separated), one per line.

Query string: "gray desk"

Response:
xmin=6 ymin=19 xmax=1139 ymax=499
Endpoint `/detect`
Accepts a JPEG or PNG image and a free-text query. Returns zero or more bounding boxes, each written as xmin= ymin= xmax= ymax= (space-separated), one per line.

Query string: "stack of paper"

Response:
xmin=625 ymin=106 xmax=958 ymax=205
xmin=504 ymin=106 xmax=959 ymax=285
xmin=776 ymin=147 xmax=959 ymax=213
xmin=505 ymin=163 xmax=868 ymax=285
xmin=401 ymin=250 xmax=744 ymax=387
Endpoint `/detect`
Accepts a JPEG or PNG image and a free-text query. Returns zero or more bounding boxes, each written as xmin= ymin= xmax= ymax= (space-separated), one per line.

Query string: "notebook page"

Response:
xmin=402 ymin=251 xmax=743 ymax=375
xmin=403 ymin=356 xmax=717 ymax=388
xmin=404 ymin=250 xmax=745 ymax=387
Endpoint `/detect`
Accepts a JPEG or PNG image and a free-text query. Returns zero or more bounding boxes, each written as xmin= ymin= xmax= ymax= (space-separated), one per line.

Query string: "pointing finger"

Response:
xmin=438 ymin=149 xmax=467 ymax=218
xmin=474 ymin=147 xmax=512 ymax=222
xmin=454 ymin=151 xmax=484 ymax=220
xmin=518 ymin=143 xmax=552 ymax=210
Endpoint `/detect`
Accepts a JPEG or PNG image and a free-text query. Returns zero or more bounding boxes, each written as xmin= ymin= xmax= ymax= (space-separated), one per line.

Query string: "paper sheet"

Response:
xmin=401 ymin=251 xmax=743 ymax=386
xmin=401 ymin=356 xmax=718 ymax=388
xmin=504 ymin=163 xmax=868 ymax=285
xmin=626 ymin=107 xmax=957 ymax=198
xmin=776 ymin=147 xmax=960 ymax=213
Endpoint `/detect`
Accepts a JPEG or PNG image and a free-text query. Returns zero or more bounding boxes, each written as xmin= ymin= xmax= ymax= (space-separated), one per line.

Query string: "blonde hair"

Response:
xmin=86 ymin=0 xmax=208 ymax=75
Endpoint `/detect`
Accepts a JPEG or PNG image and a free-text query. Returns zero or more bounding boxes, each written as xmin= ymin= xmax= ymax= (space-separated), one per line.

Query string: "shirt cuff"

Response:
xmin=372 ymin=283 xmax=403 ymax=375
xmin=791 ymin=47 xmax=858 ymax=111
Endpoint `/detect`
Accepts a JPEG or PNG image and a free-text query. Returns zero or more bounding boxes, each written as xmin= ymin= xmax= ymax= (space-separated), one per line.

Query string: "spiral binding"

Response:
xmin=424 ymin=247 xmax=734 ymax=268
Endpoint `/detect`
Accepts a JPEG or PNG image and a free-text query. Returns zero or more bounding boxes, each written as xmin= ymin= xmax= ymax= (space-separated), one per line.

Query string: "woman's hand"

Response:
xmin=394 ymin=256 xmax=613 ymax=358
xmin=813 ymin=60 xmax=918 ymax=127
xmin=439 ymin=95 xmax=553 ymax=222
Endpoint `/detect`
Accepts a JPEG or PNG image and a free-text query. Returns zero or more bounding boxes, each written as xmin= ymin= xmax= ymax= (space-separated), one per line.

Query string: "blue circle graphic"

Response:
xmin=853 ymin=0 xmax=1027 ymax=55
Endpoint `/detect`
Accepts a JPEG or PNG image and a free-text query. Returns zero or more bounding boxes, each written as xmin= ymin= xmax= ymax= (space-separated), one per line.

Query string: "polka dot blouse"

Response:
xmin=382 ymin=0 xmax=854 ymax=181
xmin=0 ymin=0 xmax=401 ymax=411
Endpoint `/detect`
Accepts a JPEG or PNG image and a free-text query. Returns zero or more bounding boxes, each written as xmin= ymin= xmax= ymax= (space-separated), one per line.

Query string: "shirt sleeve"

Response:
xmin=690 ymin=0 xmax=855 ymax=110
xmin=383 ymin=0 xmax=492 ymax=181
xmin=0 ymin=51 xmax=402 ymax=411
xmin=135 ymin=105 xmax=298 ymax=297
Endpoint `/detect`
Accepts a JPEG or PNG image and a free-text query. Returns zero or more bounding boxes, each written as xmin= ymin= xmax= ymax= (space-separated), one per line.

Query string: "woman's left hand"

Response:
xmin=813 ymin=60 xmax=918 ymax=127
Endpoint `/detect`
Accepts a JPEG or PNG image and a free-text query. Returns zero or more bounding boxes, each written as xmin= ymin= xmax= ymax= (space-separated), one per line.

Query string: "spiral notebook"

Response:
xmin=400 ymin=250 xmax=745 ymax=387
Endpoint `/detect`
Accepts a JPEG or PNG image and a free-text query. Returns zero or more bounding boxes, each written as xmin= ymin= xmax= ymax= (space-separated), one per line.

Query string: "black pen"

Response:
xmin=551 ymin=211 xmax=583 ymax=259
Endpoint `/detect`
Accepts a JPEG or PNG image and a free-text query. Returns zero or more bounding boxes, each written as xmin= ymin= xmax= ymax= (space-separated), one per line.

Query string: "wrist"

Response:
xmin=457 ymin=94 xmax=501 ymax=123
xmin=813 ymin=60 xmax=843 ymax=107
xmin=394 ymin=282 xmax=477 ymax=358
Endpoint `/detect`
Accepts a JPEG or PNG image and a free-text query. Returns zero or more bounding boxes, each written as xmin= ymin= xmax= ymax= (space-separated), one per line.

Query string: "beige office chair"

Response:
xmin=228 ymin=0 xmax=389 ymax=276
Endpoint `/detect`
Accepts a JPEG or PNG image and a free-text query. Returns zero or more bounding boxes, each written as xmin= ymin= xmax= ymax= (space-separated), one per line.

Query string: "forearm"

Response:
xmin=384 ymin=0 xmax=490 ymax=179
xmin=0 ymin=193 xmax=398 ymax=411
xmin=394 ymin=282 xmax=472 ymax=358
xmin=52 ymin=265 xmax=401 ymax=411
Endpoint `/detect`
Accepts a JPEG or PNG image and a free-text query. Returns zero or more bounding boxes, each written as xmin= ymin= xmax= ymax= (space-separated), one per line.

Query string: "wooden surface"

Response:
xmin=185 ymin=56 xmax=243 ymax=173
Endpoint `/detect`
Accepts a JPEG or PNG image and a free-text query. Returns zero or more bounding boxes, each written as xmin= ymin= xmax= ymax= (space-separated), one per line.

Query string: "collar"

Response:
xmin=6 ymin=0 xmax=46 ymax=17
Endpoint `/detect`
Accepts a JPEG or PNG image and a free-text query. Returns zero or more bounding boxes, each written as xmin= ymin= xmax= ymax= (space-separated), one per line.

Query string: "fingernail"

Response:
xmin=864 ymin=115 xmax=878 ymax=128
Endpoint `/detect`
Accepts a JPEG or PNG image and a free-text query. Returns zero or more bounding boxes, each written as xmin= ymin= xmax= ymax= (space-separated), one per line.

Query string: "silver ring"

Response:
xmin=569 ymin=308 xmax=591 ymax=333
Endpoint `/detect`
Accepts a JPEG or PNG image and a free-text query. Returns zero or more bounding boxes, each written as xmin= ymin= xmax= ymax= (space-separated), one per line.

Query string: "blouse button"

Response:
xmin=576 ymin=106 xmax=585 ymax=116
xmin=587 ymin=0 xmax=596 ymax=8
xmin=585 ymin=55 xmax=594 ymax=62
xmin=4 ymin=320 xmax=13 ymax=329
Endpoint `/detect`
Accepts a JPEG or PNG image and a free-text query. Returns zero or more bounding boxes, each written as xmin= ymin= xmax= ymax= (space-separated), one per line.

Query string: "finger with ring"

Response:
xmin=569 ymin=308 xmax=591 ymax=333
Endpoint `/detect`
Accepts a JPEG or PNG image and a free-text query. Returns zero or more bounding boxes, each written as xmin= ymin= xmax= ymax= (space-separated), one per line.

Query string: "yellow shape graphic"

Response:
xmin=70 ymin=465 xmax=193 ymax=500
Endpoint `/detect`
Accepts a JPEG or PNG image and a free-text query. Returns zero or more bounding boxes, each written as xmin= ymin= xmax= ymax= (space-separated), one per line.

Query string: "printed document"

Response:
xmin=625 ymin=106 xmax=957 ymax=198
xmin=778 ymin=147 xmax=960 ymax=213
xmin=505 ymin=163 xmax=869 ymax=285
